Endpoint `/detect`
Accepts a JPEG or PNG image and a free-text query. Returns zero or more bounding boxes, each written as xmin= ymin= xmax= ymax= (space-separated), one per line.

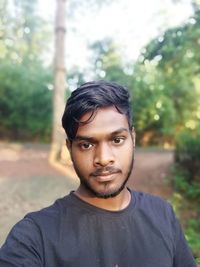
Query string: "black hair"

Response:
xmin=62 ymin=80 xmax=132 ymax=141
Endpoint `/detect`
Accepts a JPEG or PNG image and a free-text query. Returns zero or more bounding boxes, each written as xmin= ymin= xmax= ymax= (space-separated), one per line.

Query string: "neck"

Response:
xmin=74 ymin=187 xmax=131 ymax=211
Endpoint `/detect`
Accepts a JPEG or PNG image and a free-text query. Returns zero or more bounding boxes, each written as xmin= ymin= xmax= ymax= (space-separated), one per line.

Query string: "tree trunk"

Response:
xmin=49 ymin=0 xmax=68 ymax=164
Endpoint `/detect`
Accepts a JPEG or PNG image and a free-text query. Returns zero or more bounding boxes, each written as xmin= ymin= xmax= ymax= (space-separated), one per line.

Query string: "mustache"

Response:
xmin=90 ymin=166 xmax=121 ymax=177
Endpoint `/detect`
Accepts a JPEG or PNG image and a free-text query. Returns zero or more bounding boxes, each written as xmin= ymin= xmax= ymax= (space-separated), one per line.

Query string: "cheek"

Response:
xmin=72 ymin=151 xmax=93 ymax=172
xmin=117 ymin=143 xmax=134 ymax=165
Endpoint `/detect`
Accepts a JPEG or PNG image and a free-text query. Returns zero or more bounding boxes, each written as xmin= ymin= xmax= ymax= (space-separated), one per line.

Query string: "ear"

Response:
xmin=131 ymin=128 xmax=136 ymax=148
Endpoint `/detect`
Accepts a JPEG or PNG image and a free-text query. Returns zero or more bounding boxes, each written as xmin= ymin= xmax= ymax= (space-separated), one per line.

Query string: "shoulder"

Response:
xmin=0 ymin=194 xmax=72 ymax=265
xmin=3 ymin=216 xmax=42 ymax=244
xmin=131 ymin=191 xmax=178 ymax=248
xmin=131 ymin=190 xmax=176 ymax=226
xmin=0 ymin=217 xmax=44 ymax=265
xmin=26 ymin=194 xmax=71 ymax=226
xmin=1 ymin=195 xmax=69 ymax=246
xmin=130 ymin=191 xmax=196 ymax=266
xmin=2 ymin=194 xmax=72 ymax=245
xmin=133 ymin=190 xmax=173 ymax=211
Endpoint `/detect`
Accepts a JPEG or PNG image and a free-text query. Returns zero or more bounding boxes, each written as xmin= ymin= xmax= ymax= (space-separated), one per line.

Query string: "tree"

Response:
xmin=49 ymin=0 xmax=67 ymax=165
xmin=0 ymin=0 xmax=50 ymax=64
xmin=49 ymin=1 xmax=115 ymax=171
xmin=131 ymin=4 xmax=200 ymax=145
xmin=0 ymin=0 xmax=53 ymax=141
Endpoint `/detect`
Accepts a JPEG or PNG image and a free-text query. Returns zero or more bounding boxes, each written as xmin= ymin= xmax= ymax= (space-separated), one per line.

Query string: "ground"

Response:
xmin=0 ymin=142 xmax=173 ymax=246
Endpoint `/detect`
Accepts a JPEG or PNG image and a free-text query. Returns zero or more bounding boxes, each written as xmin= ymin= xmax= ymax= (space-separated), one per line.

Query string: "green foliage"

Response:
xmin=153 ymin=7 xmax=200 ymax=251
xmin=175 ymin=128 xmax=200 ymax=184
xmin=172 ymin=127 xmax=200 ymax=201
xmin=170 ymin=192 xmax=200 ymax=259
xmin=142 ymin=6 xmax=200 ymax=75
xmin=185 ymin=219 xmax=200 ymax=257
xmin=0 ymin=61 xmax=53 ymax=141
xmin=0 ymin=0 xmax=53 ymax=142
xmin=90 ymin=39 xmax=131 ymax=87
xmin=132 ymin=6 xmax=200 ymax=145
xmin=131 ymin=63 xmax=177 ymax=145
xmin=170 ymin=124 xmax=200 ymax=259
xmin=0 ymin=0 xmax=51 ymax=64
xmin=173 ymin=169 xmax=200 ymax=199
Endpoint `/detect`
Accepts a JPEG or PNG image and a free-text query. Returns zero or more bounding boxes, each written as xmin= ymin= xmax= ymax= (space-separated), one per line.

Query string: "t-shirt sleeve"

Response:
xmin=171 ymin=208 xmax=197 ymax=267
xmin=0 ymin=217 xmax=43 ymax=267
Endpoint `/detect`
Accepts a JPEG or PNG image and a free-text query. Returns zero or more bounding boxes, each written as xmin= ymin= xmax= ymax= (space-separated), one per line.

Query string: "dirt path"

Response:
xmin=128 ymin=149 xmax=173 ymax=198
xmin=0 ymin=143 xmax=174 ymax=246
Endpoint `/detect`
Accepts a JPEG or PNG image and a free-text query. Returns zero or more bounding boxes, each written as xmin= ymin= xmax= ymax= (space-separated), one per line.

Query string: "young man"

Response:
xmin=0 ymin=81 xmax=197 ymax=266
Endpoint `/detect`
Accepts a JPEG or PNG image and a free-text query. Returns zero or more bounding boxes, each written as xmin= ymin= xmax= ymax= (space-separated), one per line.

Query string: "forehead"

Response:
xmin=76 ymin=106 xmax=129 ymax=137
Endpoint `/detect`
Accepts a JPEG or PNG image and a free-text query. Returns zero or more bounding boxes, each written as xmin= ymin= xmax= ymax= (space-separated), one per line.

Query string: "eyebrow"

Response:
xmin=74 ymin=128 xmax=129 ymax=142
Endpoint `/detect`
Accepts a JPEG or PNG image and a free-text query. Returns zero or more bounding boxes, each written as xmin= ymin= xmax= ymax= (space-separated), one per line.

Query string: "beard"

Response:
xmin=72 ymin=153 xmax=134 ymax=199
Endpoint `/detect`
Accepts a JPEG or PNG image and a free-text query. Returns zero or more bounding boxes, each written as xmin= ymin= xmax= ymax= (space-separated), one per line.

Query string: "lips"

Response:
xmin=91 ymin=171 xmax=120 ymax=182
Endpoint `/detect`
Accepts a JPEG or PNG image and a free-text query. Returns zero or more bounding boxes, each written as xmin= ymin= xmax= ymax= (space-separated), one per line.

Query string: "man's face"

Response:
xmin=68 ymin=106 xmax=135 ymax=199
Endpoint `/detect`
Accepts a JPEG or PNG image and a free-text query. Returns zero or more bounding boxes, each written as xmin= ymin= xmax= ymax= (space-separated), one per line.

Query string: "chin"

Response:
xmin=83 ymin=180 xmax=127 ymax=199
xmin=93 ymin=189 xmax=123 ymax=199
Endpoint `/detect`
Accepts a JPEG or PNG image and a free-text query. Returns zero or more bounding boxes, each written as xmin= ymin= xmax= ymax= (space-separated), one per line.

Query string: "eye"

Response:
xmin=79 ymin=142 xmax=93 ymax=150
xmin=113 ymin=137 xmax=125 ymax=145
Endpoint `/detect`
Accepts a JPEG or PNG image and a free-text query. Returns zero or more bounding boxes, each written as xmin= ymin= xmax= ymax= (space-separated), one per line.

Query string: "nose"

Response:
xmin=94 ymin=143 xmax=114 ymax=167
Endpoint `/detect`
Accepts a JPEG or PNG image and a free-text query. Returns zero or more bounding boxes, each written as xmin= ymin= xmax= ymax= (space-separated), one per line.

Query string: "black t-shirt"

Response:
xmin=0 ymin=190 xmax=197 ymax=267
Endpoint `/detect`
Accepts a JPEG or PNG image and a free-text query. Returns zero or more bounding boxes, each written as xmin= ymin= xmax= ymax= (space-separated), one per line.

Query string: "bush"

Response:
xmin=172 ymin=128 xmax=200 ymax=261
xmin=173 ymin=169 xmax=200 ymax=199
xmin=0 ymin=62 xmax=53 ymax=142
xmin=185 ymin=219 xmax=200 ymax=259
xmin=175 ymin=129 xmax=200 ymax=183
xmin=170 ymin=193 xmax=200 ymax=261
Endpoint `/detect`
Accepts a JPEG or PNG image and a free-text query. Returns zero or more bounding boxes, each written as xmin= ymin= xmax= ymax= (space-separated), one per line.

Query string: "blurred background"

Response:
xmin=0 ymin=0 xmax=199 ymax=263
